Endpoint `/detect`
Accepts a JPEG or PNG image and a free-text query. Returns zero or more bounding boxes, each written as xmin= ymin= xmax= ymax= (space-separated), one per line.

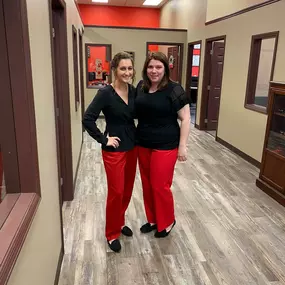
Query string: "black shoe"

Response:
xmin=140 ymin=223 xmax=157 ymax=233
xmin=121 ymin=226 xmax=133 ymax=237
xmin=107 ymin=239 xmax=121 ymax=252
xmin=154 ymin=220 xmax=176 ymax=238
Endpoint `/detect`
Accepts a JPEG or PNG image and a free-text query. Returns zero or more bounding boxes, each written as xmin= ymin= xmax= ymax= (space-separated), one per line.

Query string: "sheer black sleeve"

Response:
xmin=82 ymin=89 xmax=108 ymax=145
xmin=168 ymin=83 xmax=189 ymax=112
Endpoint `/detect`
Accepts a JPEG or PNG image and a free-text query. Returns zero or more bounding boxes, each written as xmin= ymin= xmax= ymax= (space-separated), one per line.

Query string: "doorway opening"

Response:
xmin=146 ymin=42 xmax=184 ymax=84
xmin=200 ymin=36 xmax=226 ymax=138
xmin=49 ymin=0 xmax=74 ymax=202
xmin=186 ymin=41 xmax=202 ymax=126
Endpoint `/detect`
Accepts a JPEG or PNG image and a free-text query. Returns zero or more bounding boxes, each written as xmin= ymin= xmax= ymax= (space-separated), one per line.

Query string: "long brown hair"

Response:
xmin=141 ymin=51 xmax=170 ymax=91
xmin=111 ymin=52 xmax=136 ymax=84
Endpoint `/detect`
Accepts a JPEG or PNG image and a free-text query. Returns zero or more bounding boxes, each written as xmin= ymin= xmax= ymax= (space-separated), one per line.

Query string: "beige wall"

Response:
xmin=160 ymin=0 xmax=207 ymax=41
xmin=158 ymin=45 xmax=176 ymax=55
xmin=83 ymin=27 xmax=187 ymax=108
xmin=206 ymin=0 xmax=267 ymax=22
xmin=7 ymin=1 xmax=83 ymax=285
xmin=66 ymin=0 xmax=85 ymax=177
xmin=160 ymin=0 xmax=284 ymax=162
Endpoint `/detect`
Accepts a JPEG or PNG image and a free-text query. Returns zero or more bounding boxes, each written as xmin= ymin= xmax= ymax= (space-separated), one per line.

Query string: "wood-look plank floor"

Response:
xmin=59 ymin=120 xmax=285 ymax=285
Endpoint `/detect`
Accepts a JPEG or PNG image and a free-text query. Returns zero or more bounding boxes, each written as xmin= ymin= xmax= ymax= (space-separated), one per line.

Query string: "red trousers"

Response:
xmin=138 ymin=146 xmax=178 ymax=232
xmin=102 ymin=148 xmax=137 ymax=241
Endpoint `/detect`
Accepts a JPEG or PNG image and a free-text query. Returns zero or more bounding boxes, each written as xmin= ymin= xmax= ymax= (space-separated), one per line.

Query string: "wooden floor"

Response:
xmin=59 ymin=120 xmax=285 ymax=285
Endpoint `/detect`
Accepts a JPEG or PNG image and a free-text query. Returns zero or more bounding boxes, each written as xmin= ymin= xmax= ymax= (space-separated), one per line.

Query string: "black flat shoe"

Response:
xmin=140 ymin=223 xmax=157 ymax=233
xmin=154 ymin=220 xmax=176 ymax=238
xmin=107 ymin=239 xmax=121 ymax=252
xmin=121 ymin=226 xmax=133 ymax=237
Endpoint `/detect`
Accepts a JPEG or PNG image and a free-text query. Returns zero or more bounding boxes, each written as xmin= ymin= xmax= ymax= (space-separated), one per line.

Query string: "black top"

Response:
xmin=135 ymin=81 xmax=189 ymax=150
xmin=82 ymin=84 xmax=136 ymax=152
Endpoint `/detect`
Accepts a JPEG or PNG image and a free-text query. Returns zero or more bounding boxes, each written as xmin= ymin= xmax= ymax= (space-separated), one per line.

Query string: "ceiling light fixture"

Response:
xmin=143 ymin=0 xmax=163 ymax=6
xmin=92 ymin=0 xmax=108 ymax=3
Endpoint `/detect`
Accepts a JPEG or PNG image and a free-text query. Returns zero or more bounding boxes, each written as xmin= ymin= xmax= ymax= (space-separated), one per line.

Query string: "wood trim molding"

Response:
xmin=54 ymin=245 xmax=64 ymax=285
xmin=74 ymin=140 xmax=83 ymax=189
xmin=0 ymin=194 xmax=20 ymax=229
xmin=244 ymin=31 xmax=279 ymax=114
xmin=205 ymin=0 xmax=281 ymax=25
xmin=84 ymin=25 xmax=187 ymax=32
xmin=186 ymin=40 xmax=202 ymax=122
xmin=216 ymin=136 xmax=261 ymax=169
xmin=0 ymin=193 xmax=40 ymax=284
xmin=194 ymin=123 xmax=201 ymax=130
xmin=256 ymin=178 xmax=285 ymax=207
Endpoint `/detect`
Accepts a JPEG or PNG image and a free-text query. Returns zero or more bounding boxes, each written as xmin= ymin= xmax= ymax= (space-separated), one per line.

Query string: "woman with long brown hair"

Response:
xmin=83 ymin=52 xmax=137 ymax=252
xmin=135 ymin=51 xmax=190 ymax=238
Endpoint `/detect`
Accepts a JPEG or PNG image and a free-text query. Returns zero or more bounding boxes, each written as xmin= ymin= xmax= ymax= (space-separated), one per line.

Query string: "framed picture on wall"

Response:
xmin=125 ymin=51 xmax=135 ymax=63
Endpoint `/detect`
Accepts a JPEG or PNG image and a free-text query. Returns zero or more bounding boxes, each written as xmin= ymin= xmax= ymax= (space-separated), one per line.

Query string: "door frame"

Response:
xmin=146 ymin=41 xmax=184 ymax=85
xmin=48 ymin=0 xmax=74 ymax=204
xmin=199 ymin=35 xmax=226 ymax=136
xmin=186 ymin=40 xmax=202 ymax=127
xmin=79 ymin=28 xmax=85 ymax=132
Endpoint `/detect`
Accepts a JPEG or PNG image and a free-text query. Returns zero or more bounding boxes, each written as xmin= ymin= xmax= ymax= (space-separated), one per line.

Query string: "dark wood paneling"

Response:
xmin=205 ymin=0 xmax=281 ymax=25
xmin=256 ymin=178 xmax=285 ymax=206
xmin=261 ymin=151 xmax=285 ymax=191
xmin=257 ymin=82 xmax=285 ymax=206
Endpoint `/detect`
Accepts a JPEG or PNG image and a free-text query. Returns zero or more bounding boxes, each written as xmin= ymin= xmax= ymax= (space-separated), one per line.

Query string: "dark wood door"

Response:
xmin=51 ymin=6 xmax=74 ymax=201
xmin=207 ymin=42 xmax=225 ymax=130
xmin=168 ymin=46 xmax=179 ymax=82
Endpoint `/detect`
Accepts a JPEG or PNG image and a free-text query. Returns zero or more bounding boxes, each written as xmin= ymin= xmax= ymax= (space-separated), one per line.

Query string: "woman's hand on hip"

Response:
xmin=178 ymin=145 xmax=187 ymax=161
xmin=106 ymin=134 xmax=121 ymax=148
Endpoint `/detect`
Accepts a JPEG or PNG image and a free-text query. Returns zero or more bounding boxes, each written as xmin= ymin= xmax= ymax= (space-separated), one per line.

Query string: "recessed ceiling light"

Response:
xmin=143 ymin=0 xmax=163 ymax=6
xmin=92 ymin=0 xmax=108 ymax=3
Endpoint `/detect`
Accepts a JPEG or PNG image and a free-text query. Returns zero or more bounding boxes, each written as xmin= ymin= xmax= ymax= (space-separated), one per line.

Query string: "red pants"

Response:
xmin=138 ymin=146 xmax=177 ymax=232
xmin=102 ymin=148 xmax=137 ymax=241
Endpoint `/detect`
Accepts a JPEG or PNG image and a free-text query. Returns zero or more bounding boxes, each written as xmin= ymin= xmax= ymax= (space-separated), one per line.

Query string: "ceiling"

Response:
xmin=76 ymin=0 xmax=169 ymax=8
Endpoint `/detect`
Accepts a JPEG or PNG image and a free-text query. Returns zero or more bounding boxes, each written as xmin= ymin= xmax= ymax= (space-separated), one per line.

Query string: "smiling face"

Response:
xmin=146 ymin=59 xmax=165 ymax=85
xmin=115 ymin=59 xmax=134 ymax=84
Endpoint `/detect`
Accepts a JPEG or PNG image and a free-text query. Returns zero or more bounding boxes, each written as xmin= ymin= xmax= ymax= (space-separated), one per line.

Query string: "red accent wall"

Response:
xmin=79 ymin=5 xmax=160 ymax=28
xmin=148 ymin=45 xmax=159 ymax=52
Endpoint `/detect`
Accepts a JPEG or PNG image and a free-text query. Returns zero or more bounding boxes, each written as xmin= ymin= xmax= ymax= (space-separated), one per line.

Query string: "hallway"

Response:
xmin=59 ymin=121 xmax=285 ymax=285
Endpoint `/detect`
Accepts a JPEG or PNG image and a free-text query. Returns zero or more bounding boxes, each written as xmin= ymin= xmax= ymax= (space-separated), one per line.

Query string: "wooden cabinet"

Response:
xmin=256 ymin=82 xmax=285 ymax=206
